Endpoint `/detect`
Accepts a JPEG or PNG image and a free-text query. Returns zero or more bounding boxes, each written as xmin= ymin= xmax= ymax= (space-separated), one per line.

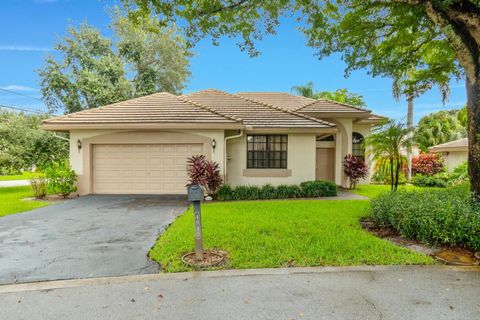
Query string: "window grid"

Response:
xmin=247 ymin=135 xmax=287 ymax=169
xmin=352 ymin=132 xmax=365 ymax=161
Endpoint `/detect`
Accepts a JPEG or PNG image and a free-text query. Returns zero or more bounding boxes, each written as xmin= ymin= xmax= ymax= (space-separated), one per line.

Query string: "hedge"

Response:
xmin=215 ymin=180 xmax=337 ymax=201
xmin=370 ymin=184 xmax=480 ymax=251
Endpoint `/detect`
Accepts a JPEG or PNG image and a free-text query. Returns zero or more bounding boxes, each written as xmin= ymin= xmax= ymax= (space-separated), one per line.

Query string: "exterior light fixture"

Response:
xmin=212 ymin=139 xmax=216 ymax=150
xmin=77 ymin=139 xmax=82 ymax=151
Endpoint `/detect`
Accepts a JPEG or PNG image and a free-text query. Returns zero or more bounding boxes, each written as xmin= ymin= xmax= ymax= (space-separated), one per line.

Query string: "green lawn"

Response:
xmin=150 ymin=199 xmax=434 ymax=272
xmin=0 ymin=186 xmax=51 ymax=217
xmin=351 ymin=184 xmax=427 ymax=198
xmin=0 ymin=172 xmax=33 ymax=181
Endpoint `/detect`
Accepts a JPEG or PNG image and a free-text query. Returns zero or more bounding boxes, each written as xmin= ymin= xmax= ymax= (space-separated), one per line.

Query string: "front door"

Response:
xmin=315 ymin=148 xmax=335 ymax=182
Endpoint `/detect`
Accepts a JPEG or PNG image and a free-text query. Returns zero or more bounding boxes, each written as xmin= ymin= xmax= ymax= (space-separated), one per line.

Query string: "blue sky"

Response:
xmin=0 ymin=0 xmax=467 ymax=122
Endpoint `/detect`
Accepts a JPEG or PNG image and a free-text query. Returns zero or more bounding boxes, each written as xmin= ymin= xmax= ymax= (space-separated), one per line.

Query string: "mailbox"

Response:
xmin=188 ymin=184 xmax=204 ymax=201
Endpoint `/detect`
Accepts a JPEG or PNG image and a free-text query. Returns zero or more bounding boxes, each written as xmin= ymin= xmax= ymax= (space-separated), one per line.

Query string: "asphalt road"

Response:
xmin=0 ymin=266 xmax=478 ymax=320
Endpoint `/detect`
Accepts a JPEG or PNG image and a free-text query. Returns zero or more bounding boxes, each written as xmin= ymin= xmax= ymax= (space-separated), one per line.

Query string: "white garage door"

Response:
xmin=93 ymin=144 xmax=204 ymax=194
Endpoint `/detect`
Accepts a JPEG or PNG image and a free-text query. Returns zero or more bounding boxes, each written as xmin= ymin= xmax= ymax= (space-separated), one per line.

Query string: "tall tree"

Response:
xmin=392 ymin=68 xmax=451 ymax=180
xmin=0 ymin=111 xmax=68 ymax=173
xmin=292 ymin=82 xmax=367 ymax=107
xmin=415 ymin=109 xmax=467 ymax=152
xmin=38 ymin=12 xmax=191 ymax=114
xmin=123 ymin=0 xmax=480 ymax=196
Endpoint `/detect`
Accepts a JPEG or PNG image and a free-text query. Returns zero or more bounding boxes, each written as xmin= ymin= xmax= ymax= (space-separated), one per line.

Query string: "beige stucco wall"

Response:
xmin=69 ymin=129 xmax=224 ymax=195
xmin=225 ymin=133 xmax=317 ymax=186
xmin=439 ymin=151 xmax=468 ymax=171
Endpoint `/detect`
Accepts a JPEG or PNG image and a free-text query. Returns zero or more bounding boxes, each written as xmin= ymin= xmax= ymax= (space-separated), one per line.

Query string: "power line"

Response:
xmin=0 ymin=104 xmax=46 ymax=114
xmin=0 ymin=87 xmax=43 ymax=101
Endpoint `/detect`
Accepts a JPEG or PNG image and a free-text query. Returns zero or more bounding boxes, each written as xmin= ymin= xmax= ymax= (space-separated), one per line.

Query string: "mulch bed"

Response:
xmin=22 ymin=193 xmax=79 ymax=202
xmin=181 ymin=249 xmax=228 ymax=268
xmin=360 ymin=217 xmax=479 ymax=266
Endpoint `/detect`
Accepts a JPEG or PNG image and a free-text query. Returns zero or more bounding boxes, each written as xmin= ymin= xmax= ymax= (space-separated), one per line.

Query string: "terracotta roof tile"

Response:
xmin=184 ymin=89 xmax=334 ymax=128
xmin=237 ymin=92 xmax=316 ymax=110
xmin=43 ymin=92 xmax=240 ymax=127
xmin=237 ymin=92 xmax=370 ymax=114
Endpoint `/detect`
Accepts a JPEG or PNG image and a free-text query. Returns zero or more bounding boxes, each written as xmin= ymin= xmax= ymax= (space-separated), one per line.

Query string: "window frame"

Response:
xmin=246 ymin=134 xmax=288 ymax=169
xmin=352 ymin=132 xmax=365 ymax=161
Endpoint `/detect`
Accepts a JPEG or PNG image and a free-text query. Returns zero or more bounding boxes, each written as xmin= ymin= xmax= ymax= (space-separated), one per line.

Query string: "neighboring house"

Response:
xmin=429 ymin=138 xmax=468 ymax=171
xmin=42 ymin=89 xmax=384 ymax=195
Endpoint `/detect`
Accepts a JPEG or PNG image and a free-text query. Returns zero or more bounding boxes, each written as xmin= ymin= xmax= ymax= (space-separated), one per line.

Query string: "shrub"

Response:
xmin=275 ymin=184 xmax=303 ymax=198
xmin=449 ymin=161 xmax=468 ymax=184
xmin=343 ymin=154 xmax=368 ymax=190
xmin=186 ymin=155 xmax=222 ymax=196
xmin=214 ymin=181 xmax=337 ymax=201
xmin=411 ymin=173 xmax=449 ymax=188
xmin=29 ymin=173 xmax=48 ymax=199
xmin=44 ymin=160 xmax=77 ymax=198
xmin=215 ymin=184 xmax=235 ymax=201
xmin=412 ymin=153 xmax=444 ymax=176
xmin=300 ymin=180 xmax=337 ymax=197
xmin=370 ymin=186 xmax=480 ymax=250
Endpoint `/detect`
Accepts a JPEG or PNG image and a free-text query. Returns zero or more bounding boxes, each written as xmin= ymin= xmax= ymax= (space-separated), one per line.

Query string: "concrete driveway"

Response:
xmin=0 ymin=195 xmax=188 ymax=284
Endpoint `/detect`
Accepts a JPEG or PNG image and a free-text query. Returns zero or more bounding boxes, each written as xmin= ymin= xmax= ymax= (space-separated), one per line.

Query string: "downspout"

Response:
xmin=223 ymin=129 xmax=244 ymax=184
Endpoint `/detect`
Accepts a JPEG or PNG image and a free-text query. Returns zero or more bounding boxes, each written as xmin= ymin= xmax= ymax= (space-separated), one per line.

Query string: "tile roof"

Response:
xmin=429 ymin=138 xmax=468 ymax=152
xmin=42 ymin=92 xmax=241 ymax=128
xmin=183 ymin=89 xmax=334 ymax=128
xmin=295 ymin=99 xmax=370 ymax=114
xmin=236 ymin=92 xmax=316 ymax=110
xmin=237 ymin=92 xmax=370 ymax=114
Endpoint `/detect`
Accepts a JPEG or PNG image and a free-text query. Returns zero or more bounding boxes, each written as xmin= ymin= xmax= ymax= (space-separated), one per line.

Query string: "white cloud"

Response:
xmin=0 ymin=85 xmax=39 ymax=92
xmin=0 ymin=45 xmax=52 ymax=52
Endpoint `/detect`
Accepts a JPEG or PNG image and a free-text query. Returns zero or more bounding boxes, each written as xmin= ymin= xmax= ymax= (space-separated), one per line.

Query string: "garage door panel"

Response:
xmin=93 ymin=143 xmax=203 ymax=194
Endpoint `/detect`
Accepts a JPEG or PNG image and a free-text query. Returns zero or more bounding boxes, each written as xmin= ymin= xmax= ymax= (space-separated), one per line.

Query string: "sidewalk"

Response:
xmin=0 ymin=266 xmax=478 ymax=320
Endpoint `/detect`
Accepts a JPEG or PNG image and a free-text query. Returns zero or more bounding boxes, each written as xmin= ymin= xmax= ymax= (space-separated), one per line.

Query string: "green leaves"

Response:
xmin=291 ymin=81 xmax=367 ymax=107
xmin=0 ymin=111 xmax=68 ymax=174
xmin=414 ymin=108 xmax=466 ymax=152
xmin=37 ymin=9 xmax=191 ymax=114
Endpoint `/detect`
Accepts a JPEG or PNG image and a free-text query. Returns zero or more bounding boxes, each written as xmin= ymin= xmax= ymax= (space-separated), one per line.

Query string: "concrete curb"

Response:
xmin=0 ymin=265 xmax=478 ymax=294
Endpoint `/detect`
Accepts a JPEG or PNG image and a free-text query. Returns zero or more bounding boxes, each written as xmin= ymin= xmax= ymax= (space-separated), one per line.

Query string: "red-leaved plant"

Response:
xmin=412 ymin=153 xmax=444 ymax=176
xmin=343 ymin=154 xmax=368 ymax=190
xmin=186 ymin=155 xmax=223 ymax=196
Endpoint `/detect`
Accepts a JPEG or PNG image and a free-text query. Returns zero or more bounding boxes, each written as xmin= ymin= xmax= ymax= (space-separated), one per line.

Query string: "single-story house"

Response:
xmin=42 ymin=89 xmax=385 ymax=195
xmin=429 ymin=138 xmax=468 ymax=171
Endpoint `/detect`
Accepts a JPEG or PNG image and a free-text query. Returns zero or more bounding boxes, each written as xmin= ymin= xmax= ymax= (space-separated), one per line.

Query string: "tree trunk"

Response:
xmin=422 ymin=1 xmax=480 ymax=196
xmin=466 ymin=76 xmax=480 ymax=196
xmin=390 ymin=157 xmax=394 ymax=191
xmin=406 ymin=96 xmax=414 ymax=182
xmin=394 ymin=158 xmax=401 ymax=191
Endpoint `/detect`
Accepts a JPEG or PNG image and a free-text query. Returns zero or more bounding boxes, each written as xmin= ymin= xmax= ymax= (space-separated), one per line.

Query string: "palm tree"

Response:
xmin=364 ymin=120 xmax=409 ymax=191
xmin=291 ymin=81 xmax=316 ymax=98
xmin=291 ymin=82 xmax=367 ymax=107
xmin=392 ymin=69 xmax=450 ymax=181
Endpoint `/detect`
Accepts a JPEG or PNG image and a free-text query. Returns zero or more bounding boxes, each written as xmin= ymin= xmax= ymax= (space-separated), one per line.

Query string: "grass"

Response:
xmin=0 ymin=172 xmax=33 ymax=181
xmin=351 ymin=184 xmax=433 ymax=199
xmin=150 ymin=199 xmax=434 ymax=272
xmin=0 ymin=186 xmax=51 ymax=217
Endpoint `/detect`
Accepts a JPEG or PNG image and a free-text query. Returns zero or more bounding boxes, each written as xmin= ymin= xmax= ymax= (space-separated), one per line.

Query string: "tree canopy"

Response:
xmin=0 ymin=111 xmax=68 ymax=174
xmin=38 ymin=10 xmax=191 ymax=114
xmin=122 ymin=0 xmax=480 ymax=196
xmin=292 ymin=82 xmax=367 ymax=107
xmin=415 ymin=108 xmax=467 ymax=152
